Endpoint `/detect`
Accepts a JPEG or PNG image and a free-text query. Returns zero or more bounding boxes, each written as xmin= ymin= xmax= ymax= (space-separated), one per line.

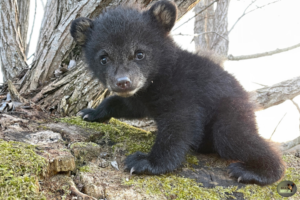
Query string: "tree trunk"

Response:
xmin=17 ymin=0 xmax=30 ymax=51
xmin=194 ymin=0 xmax=229 ymax=56
xmin=0 ymin=0 xmax=29 ymax=82
xmin=9 ymin=0 xmax=199 ymax=115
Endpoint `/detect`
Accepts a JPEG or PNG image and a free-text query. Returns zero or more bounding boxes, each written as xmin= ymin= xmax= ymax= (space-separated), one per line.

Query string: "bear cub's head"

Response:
xmin=70 ymin=1 xmax=177 ymax=97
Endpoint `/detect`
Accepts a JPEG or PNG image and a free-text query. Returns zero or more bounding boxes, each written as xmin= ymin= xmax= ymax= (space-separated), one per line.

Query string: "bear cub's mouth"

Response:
xmin=108 ymin=76 xmax=145 ymax=98
xmin=114 ymin=88 xmax=140 ymax=97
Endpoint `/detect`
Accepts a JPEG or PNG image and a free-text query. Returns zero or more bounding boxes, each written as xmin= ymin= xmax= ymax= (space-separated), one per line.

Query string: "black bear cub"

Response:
xmin=70 ymin=1 xmax=285 ymax=185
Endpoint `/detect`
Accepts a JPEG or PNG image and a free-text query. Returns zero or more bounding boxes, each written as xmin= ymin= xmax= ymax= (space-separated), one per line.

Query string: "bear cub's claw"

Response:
xmin=78 ymin=108 xmax=109 ymax=122
xmin=227 ymin=162 xmax=275 ymax=186
xmin=77 ymin=108 xmax=97 ymax=122
xmin=124 ymin=151 xmax=156 ymax=174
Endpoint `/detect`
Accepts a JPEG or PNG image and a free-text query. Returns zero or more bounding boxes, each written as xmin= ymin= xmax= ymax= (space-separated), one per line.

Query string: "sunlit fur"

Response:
xmin=70 ymin=1 xmax=285 ymax=186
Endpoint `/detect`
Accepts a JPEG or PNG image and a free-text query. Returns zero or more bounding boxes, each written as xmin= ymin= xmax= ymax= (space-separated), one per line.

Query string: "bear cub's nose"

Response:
xmin=116 ymin=77 xmax=131 ymax=89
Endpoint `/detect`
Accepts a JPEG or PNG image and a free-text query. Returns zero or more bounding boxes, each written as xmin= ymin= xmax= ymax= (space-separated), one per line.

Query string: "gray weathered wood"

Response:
xmin=194 ymin=0 xmax=229 ymax=56
xmin=17 ymin=0 xmax=30 ymax=51
xmin=0 ymin=0 xmax=28 ymax=82
xmin=250 ymin=76 xmax=300 ymax=110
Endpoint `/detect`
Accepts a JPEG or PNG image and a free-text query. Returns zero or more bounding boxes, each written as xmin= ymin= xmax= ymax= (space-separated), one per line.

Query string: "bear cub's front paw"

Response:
xmin=77 ymin=108 xmax=109 ymax=122
xmin=124 ymin=152 xmax=154 ymax=174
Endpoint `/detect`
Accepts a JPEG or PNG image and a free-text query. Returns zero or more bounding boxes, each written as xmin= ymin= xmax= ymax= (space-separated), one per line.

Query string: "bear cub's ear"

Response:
xmin=147 ymin=0 xmax=177 ymax=33
xmin=70 ymin=17 xmax=93 ymax=46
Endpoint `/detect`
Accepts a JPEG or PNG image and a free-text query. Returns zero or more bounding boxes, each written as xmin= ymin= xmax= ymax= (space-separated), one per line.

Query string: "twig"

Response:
xmin=252 ymin=82 xmax=268 ymax=87
xmin=26 ymin=0 xmax=37 ymax=57
xmin=228 ymin=42 xmax=300 ymax=61
xmin=39 ymin=0 xmax=45 ymax=9
xmin=245 ymin=0 xmax=282 ymax=15
xmin=291 ymin=99 xmax=300 ymax=137
xmin=70 ymin=185 xmax=97 ymax=200
xmin=173 ymin=0 xmax=219 ymax=31
xmin=27 ymin=53 xmax=35 ymax=60
xmin=291 ymin=99 xmax=300 ymax=113
xmin=228 ymin=0 xmax=257 ymax=34
xmin=174 ymin=32 xmax=229 ymax=42
xmin=228 ymin=0 xmax=281 ymax=34
xmin=269 ymin=112 xmax=287 ymax=140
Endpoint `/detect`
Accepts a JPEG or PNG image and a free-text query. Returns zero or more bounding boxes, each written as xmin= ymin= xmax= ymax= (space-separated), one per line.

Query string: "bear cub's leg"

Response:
xmin=211 ymin=98 xmax=285 ymax=186
xmin=78 ymin=96 xmax=149 ymax=122
xmin=125 ymin=111 xmax=197 ymax=174
xmin=80 ymin=97 xmax=196 ymax=174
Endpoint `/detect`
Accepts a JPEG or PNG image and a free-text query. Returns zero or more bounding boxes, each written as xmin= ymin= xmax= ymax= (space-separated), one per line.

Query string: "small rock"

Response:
xmin=38 ymin=145 xmax=76 ymax=176
xmin=24 ymin=131 xmax=62 ymax=145
xmin=99 ymin=159 xmax=109 ymax=168
xmin=70 ymin=142 xmax=102 ymax=166
xmin=6 ymin=102 xmax=15 ymax=111
xmin=110 ymin=161 xmax=119 ymax=170
xmin=6 ymin=92 xmax=12 ymax=101
xmin=82 ymin=184 xmax=105 ymax=199
xmin=68 ymin=60 xmax=76 ymax=69
xmin=99 ymin=152 xmax=108 ymax=158
xmin=47 ymin=154 xmax=76 ymax=176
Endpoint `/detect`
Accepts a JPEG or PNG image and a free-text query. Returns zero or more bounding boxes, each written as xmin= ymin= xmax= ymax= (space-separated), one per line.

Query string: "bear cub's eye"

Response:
xmin=135 ymin=51 xmax=145 ymax=60
xmin=100 ymin=56 xmax=108 ymax=65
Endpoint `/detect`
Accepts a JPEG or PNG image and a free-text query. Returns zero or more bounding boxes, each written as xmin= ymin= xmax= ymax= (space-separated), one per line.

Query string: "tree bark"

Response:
xmin=17 ymin=0 xmax=30 ymax=52
xmin=0 ymin=0 xmax=28 ymax=82
xmin=11 ymin=0 xmax=199 ymax=115
xmin=250 ymin=76 xmax=300 ymax=110
xmin=194 ymin=0 xmax=229 ymax=56
xmin=31 ymin=60 xmax=107 ymax=115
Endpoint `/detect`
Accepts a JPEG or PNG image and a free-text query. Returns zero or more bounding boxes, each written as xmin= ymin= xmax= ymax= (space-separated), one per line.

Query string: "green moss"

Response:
xmin=185 ymin=154 xmax=199 ymax=167
xmin=0 ymin=140 xmax=48 ymax=199
xmin=79 ymin=165 xmax=91 ymax=173
xmin=124 ymin=155 xmax=300 ymax=200
xmin=124 ymin=174 xmax=237 ymax=200
xmin=70 ymin=141 xmax=98 ymax=149
xmin=109 ymin=118 xmax=155 ymax=154
xmin=38 ymin=125 xmax=49 ymax=130
xmin=60 ymin=117 xmax=300 ymax=200
xmin=123 ymin=153 xmax=299 ymax=200
xmin=60 ymin=117 xmax=155 ymax=155
xmin=70 ymin=142 xmax=102 ymax=168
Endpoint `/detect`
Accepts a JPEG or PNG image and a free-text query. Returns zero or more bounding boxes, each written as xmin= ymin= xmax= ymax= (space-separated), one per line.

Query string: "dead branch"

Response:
xmin=70 ymin=185 xmax=97 ymax=200
xmin=269 ymin=112 xmax=287 ymax=140
xmin=250 ymin=76 xmax=300 ymax=110
xmin=291 ymin=99 xmax=300 ymax=141
xmin=291 ymin=99 xmax=300 ymax=113
xmin=228 ymin=42 xmax=300 ymax=61
xmin=281 ymin=136 xmax=300 ymax=152
xmin=228 ymin=0 xmax=281 ymax=34
xmin=7 ymin=80 xmax=28 ymax=103
xmin=173 ymin=0 xmax=219 ymax=31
